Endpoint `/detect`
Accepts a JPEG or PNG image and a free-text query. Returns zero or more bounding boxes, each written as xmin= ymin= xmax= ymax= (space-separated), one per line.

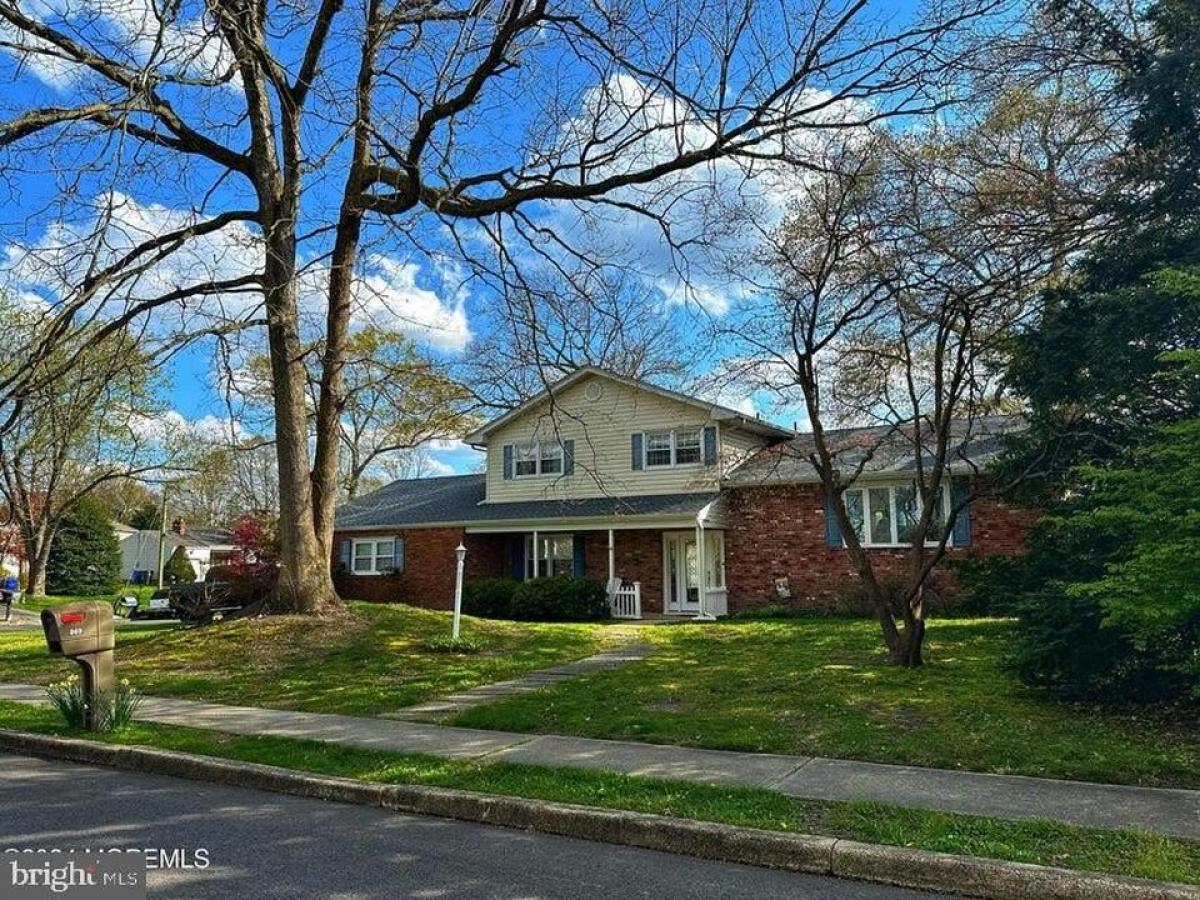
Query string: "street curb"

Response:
xmin=1 ymin=730 xmax=1196 ymax=900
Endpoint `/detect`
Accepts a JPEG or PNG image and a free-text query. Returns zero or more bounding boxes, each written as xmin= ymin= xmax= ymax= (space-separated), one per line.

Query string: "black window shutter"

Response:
xmin=339 ymin=539 xmax=352 ymax=570
xmin=508 ymin=536 xmax=525 ymax=580
xmin=824 ymin=489 xmax=844 ymax=548
xmin=502 ymin=444 xmax=514 ymax=480
xmin=563 ymin=440 xmax=575 ymax=476
xmin=572 ymin=533 xmax=586 ymax=577
xmin=393 ymin=536 xmax=405 ymax=573
xmin=702 ymin=425 xmax=718 ymax=466
xmin=631 ymin=433 xmax=643 ymax=470
xmin=951 ymin=477 xmax=973 ymax=546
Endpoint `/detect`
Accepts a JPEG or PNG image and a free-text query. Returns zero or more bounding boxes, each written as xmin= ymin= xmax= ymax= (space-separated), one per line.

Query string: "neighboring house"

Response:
xmin=114 ymin=520 xmax=236 ymax=584
xmin=333 ymin=367 xmax=1032 ymax=618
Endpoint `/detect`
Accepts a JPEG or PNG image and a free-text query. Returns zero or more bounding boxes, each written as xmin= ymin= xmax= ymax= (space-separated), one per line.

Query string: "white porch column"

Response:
xmin=695 ymin=520 xmax=715 ymax=621
xmin=607 ymin=528 xmax=615 ymax=584
xmin=531 ymin=529 xmax=539 ymax=578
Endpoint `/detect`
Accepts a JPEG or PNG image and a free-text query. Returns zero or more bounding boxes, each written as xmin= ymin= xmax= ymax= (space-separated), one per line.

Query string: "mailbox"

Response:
xmin=41 ymin=602 xmax=116 ymax=730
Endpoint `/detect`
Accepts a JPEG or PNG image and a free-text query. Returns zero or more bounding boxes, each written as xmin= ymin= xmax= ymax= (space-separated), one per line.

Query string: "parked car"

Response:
xmin=125 ymin=588 xmax=179 ymax=621
xmin=165 ymin=564 xmax=278 ymax=626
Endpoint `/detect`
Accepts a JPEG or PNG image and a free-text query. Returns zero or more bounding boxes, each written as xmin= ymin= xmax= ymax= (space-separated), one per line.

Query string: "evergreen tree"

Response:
xmin=163 ymin=545 xmax=197 ymax=584
xmin=45 ymin=496 xmax=121 ymax=596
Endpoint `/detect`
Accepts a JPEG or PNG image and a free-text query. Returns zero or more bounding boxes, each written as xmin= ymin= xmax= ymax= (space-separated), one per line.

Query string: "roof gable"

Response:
xmin=464 ymin=366 xmax=792 ymax=444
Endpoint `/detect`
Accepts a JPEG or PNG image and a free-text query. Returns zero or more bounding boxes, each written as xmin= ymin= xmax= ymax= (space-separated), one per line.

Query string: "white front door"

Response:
xmin=663 ymin=531 xmax=700 ymax=614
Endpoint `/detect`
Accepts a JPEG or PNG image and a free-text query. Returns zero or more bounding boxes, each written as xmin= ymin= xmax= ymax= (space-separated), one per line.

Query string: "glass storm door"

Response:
xmin=664 ymin=532 xmax=700 ymax=613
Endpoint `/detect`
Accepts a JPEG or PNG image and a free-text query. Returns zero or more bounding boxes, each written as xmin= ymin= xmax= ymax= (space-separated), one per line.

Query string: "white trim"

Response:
xmin=351 ymin=538 xmax=396 ymax=576
xmin=843 ymin=482 xmax=953 ymax=549
xmin=465 ymin=515 xmax=702 ymax=533
xmin=662 ymin=530 xmax=702 ymax=614
xmin=642 ymin=428 xmax=705 ymax=470
xmin=512 ymin=441 xmax=564 ymax=479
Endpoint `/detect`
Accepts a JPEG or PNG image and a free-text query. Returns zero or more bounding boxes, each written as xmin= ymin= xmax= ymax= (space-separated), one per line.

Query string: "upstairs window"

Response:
xmin=645 ymin=431 xmax=674 ymax=467
xmin=513 ymin=442 xmax=563 ymax=478
xmin=674 ymin=429 xmax=702 ymax=465
xmin=643 ymin=429 xmax=704 ymax=468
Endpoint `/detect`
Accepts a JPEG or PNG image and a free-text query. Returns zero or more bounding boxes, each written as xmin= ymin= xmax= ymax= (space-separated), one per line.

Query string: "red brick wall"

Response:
xmin=723 ymin=482 xmax=1033 ymax=614
xmin=333 ymin=528 xmax=507 ymax=609
xmin=581 ymin=529 xmax=666 ymax=614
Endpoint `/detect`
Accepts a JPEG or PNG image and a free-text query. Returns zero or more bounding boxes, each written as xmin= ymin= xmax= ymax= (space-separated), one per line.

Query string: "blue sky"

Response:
xmin=0 ymin=0 xmax=935 ymax=476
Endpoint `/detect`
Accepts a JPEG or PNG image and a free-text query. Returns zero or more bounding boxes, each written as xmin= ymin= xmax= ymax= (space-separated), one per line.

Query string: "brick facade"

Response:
xmin=334 ymin=528 xmax=503 ymax=608
xmin=723 ymin=482 xmax=1033 ymax=614
xmin=580 ymin=529 xmax=666 ymax=614
xmin=333 ymin=482 xmax=1033 ymax=615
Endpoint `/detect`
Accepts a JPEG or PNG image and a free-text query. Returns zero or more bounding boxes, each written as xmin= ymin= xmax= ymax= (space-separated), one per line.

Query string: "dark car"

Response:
xmin=168 ymin=565 xmax=278 ymax=626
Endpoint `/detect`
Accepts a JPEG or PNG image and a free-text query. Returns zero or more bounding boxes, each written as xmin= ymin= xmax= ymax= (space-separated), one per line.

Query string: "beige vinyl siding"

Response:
xmin=485 ymin=374 xmax=756 ymax=502
xmin=720 ymin=427 xmax=770 ymax=476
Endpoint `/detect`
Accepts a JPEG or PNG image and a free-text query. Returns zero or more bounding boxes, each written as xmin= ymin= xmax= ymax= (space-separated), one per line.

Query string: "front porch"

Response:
xmin=464 ymin=521 xmax=728 ymax=620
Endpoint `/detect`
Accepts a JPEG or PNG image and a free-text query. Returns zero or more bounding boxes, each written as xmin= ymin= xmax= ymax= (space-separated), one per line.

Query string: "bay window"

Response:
xmin=843 ymin=483 xmax=952 ymax=547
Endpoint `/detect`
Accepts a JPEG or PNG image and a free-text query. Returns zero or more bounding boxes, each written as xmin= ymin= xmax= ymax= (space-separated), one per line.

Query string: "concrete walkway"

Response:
xmin=388 ymin=642 xmax=654 ymax=721
xmin=2 ymin=681 xmax=1197 ymax=840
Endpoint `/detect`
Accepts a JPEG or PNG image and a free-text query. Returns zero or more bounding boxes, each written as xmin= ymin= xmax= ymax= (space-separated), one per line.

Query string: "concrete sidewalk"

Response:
xmin=2 ymin=681 xmax=1197 ymax=840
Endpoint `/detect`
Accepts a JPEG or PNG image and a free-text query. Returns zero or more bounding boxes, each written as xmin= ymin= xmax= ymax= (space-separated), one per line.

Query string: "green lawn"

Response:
xmin=452 ymin=617 xmax=1200 ymax=788
xmin=0 ymin=700 xmax=1196 ymax=886
xmin=0 ymin=601 xmax=609 ymax=715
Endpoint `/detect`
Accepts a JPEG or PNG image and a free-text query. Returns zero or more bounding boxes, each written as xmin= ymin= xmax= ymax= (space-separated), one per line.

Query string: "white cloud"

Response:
xmin=529 ymin=75 xmax=874 ymax=317
xmin=352 ymin=255 xmax=471 ymax=352
xmin=3 ymin=192 xmax=473 ymax=352
xmin=1 ymin=0 xmax=234 ymax=90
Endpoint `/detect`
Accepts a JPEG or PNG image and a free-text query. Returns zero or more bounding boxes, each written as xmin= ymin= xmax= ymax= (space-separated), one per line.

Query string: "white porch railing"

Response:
xmin=609 ymin=579 xmax=642 ymax=619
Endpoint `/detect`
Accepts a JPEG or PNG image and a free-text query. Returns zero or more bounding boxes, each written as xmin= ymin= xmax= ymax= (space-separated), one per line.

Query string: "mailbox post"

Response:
xmin=41 ymin=602 xmax=116 ymax=730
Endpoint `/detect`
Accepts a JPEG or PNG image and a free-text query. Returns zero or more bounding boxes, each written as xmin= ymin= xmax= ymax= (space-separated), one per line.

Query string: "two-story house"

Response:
xmin=332 ymin=367 xmax=1032 ymax=617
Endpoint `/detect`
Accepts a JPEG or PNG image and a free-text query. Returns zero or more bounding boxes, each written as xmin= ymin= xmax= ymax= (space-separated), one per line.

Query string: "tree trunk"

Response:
xmin=890 ymin=587 xmax=926 ymax=667
xmin=25 ymin=534 xmax=51 ymax=597
xmin=262 ymin=218 xmax=340 ymax=615
xmin=311 ymin=5 xmax=376 ymax=563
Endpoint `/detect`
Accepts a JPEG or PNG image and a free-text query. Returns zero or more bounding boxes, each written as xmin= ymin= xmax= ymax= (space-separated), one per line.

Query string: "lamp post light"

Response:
xmin=452 ymin=543 xmax=467 ymax=640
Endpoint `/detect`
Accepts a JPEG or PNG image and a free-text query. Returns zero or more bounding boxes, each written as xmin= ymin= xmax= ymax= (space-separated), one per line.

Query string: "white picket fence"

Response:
xmin=608 ymin=579 xmax=642 ymax=619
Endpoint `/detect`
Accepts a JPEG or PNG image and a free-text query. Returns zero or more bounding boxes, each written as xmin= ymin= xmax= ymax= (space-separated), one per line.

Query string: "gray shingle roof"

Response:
xmin=724 ymin=415 xmax=1024 ymax=486
xmin=334 ymin=473 xmax=718 ymax=530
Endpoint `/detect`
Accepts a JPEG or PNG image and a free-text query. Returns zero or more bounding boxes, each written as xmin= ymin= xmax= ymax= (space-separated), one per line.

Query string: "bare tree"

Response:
xmin=725 ymin=80 xmax=1114 ymax=663
xmin=0 ymin=0 xmax=989 ymax=613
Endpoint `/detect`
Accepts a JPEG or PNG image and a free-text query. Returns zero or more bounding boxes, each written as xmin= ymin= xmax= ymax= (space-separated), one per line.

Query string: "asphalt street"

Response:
xmin=0 ymin=754 xmax=958 ymax=899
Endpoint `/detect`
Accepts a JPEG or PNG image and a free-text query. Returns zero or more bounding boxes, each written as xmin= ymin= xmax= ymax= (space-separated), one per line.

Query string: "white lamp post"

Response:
xmin=452 ymin=542 xmax=467 ymax=640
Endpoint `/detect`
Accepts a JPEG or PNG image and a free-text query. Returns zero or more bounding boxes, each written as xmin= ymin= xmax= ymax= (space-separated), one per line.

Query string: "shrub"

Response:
xmin=46 ymin=495 xmax=121 ymax=595
xmin=462 ymin=577 xmax=519 ymax=619
xmin=46 ymin=675 xmax=88 ymax=729
xmin=424 ymin=633 xmax=487 ymax=654
xmin=163 ymin=544 xmax=197 ymax=583
xmin=509 ymin=576 xmax=609 ymax=622
xmin=46 ymin=675 xmax=141 ymax=730
xmin=109 ymin=679 xmax=142 ymax=729
xmin=962 ymin=421 xmax=1200 ymax=701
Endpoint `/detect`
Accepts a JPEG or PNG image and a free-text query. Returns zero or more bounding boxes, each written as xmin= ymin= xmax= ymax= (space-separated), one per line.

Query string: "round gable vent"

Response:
xmin=584 ymin=380 xmax=604 ymax=402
